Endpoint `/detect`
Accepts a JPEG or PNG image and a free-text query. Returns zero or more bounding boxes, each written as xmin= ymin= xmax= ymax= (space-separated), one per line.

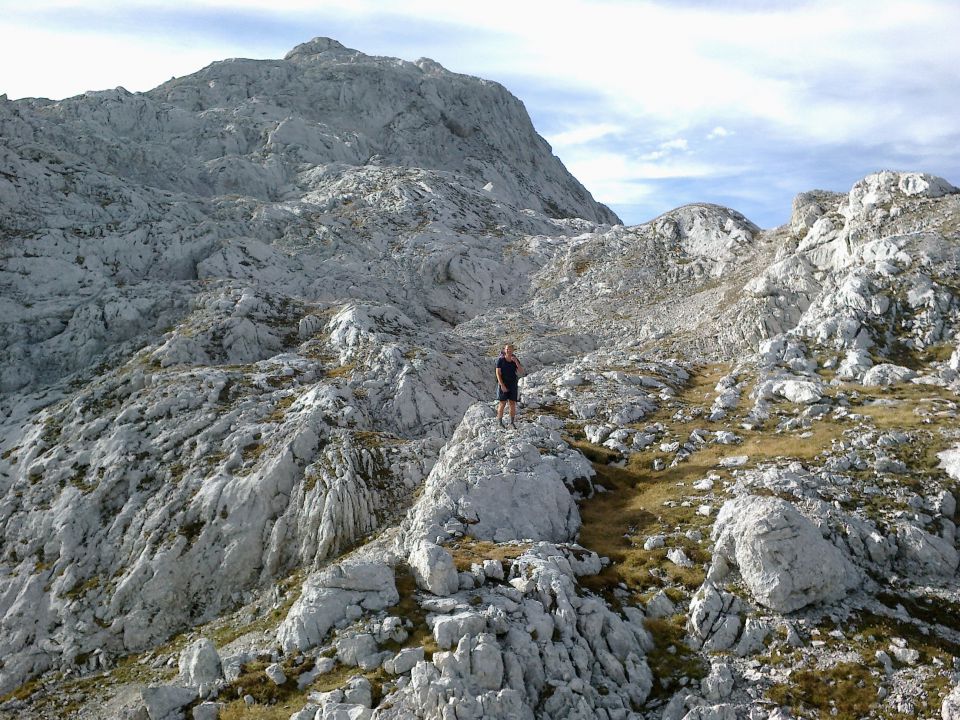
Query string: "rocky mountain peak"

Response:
xmin=283 ymin=36 xmax=351 ymax=61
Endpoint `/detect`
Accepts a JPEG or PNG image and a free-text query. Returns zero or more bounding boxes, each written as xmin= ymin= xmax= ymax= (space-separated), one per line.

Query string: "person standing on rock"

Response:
xmin=496 ymin=344 xmax=524 ymax=428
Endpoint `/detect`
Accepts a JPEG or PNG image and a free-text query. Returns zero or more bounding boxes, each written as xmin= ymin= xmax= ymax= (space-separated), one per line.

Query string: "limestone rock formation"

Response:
xmin=711 ymin=495 xmax=860 ymax=612
xmin=3 ymin=34 xmax=960 ymax=720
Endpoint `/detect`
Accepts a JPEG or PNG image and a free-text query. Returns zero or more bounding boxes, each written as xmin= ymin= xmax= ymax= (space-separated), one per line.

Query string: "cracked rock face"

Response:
xmin=400 ymin=403 xmax=593 ymax=550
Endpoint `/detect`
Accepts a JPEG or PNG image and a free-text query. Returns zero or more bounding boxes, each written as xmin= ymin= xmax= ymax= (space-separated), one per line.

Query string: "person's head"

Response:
xmin=503 ymin=344 xmax=514 ymax=358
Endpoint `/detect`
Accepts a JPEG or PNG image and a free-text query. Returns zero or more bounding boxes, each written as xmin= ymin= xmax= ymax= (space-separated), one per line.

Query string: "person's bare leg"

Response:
xmin=497 ymin=400 xmax=507 ymax=424
xmin=509 ymin=400 xmax=517 ymax=425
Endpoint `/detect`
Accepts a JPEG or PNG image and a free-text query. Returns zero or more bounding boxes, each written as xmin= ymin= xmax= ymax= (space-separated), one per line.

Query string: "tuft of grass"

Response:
xmin=169 ymin=463 xmax=187 ymax=483
xmin=61 ymin=575 xmax=101 ymax=601
xmin=242 ymin=442 xmax=266 ymax=463
xmin=264 ymin=395 xmax=297 ymax=423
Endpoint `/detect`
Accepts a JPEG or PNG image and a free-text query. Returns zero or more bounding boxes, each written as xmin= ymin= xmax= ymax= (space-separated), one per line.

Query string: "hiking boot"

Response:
xmin=510 ymin=420 xmax=517 ymax=429
xmin=498 ymin=418 xmax=506 ymax=428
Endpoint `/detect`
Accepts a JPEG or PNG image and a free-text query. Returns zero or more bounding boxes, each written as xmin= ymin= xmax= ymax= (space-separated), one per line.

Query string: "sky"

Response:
xmin=1 ymin=0 xmax=958 ymax=228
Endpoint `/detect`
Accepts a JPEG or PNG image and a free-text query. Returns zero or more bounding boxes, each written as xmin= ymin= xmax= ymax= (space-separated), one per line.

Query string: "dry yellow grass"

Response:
xmin=766 ymin=661 xmax=879 ymax=720
xmin=220 ymin=699 xmax=305 ymax=720
xmin=574 ymin=365 xmax=736 ymax=599
xmin=325 ymin=362 xmax=357 ymax=379
xmin=447 ymin=538 xmax=531 ymax=572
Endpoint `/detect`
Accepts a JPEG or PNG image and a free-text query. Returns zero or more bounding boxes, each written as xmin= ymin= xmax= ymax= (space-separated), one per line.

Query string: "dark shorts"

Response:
xmin=497 ymin=383 xmax=518 ymax=402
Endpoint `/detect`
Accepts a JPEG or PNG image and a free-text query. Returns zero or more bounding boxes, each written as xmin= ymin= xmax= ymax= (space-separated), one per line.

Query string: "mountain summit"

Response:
xmin=3 ymin=38 xmax=960 ymax=720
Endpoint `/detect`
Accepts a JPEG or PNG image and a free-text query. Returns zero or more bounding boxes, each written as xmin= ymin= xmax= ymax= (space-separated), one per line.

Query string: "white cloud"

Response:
xmin=0 ymin=24 xmax=243 ymax=100
xmin=561 ymin=146 xmax=743 ymax=205
xmin=546 ymin=123 xmax=622 ymax=149
xmin=707 ymin=126 xmax=731 ymax=140
xmin=640 ymin=137 xmax=688 ymax=162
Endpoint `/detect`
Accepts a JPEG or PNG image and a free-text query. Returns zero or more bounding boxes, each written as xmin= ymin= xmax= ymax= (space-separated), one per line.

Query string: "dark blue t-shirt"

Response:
xmin=496 ymin=356 xmax=519 ymax=385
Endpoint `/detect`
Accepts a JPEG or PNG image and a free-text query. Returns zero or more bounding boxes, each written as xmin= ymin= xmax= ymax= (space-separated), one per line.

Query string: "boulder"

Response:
xmin=431 ymin=611 xmax=488 ymax=650
xmin=645 ymin=590 xmax=676 ymax=619
xmin=140 ymin=686 xmax=198 ymax=720
xmin=862 ymin=363 xmax=917 ymax=387
xmin=688 ymin=583 xmax=742 ymax=651
xmin=336 ymin=634 xmax=379 ymax=667
xmin=264 ymin=663 xmax=286 ymax=685
xmin=402 ymin=404 xmax=590 ymax=547
xmin=277 ymin=559 xmax=398 ymax=652
xmin=192 ymin=703 xmax=222 ymax=720
xmin=702 ymin=660 xmax=735 ymax=703
xmin=896 ymin=524 xmax=960 ymax=578
xmin=384 ymin=647 xmax=425 ymax=675
xmin=837 ymin=348 xmax=873 ymax=380
xmin=712 ymin=495 xmax=859 ymax=612
xmin=408 ymin=542 xmax=459 ymax=596
xmin=178 ymin=638 xmax=222 ymax=687
xmin=773 ymin=379 xmax=823 ymax=404
xmin=939 ymin=448 xmax=960 ymax=482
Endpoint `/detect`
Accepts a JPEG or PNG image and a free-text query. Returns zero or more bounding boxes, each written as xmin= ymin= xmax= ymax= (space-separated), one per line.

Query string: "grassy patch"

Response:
xmin=875 ymin=591 xmax=960 ymax=636
xmin=0 ymin=678 xmax=44 ymax=705
xmin=325 ymin=362 xmax=356 ymax=379
xmin=309 ymin=664 xmax=389 ymax=705
xmin=386 ymin=565 xmax=439 ymax=661
xmin=576 ymin=457 xmax=710 ymax=601
xmin=569 ymin=440 xmax=621 ymax=465
xmin=219 ymin=699 xmax=305 ymax=720
xmin=644 ymin=615 xmax=708 ymax=703
xmin=766 ymin=661 xmax=879 ymax=720
xmin=852 ymin=609 xmax=960 ymax=661
xmin=225 ymin=657 xmax=315 ymax=705
xmin=536 ymin=400 xmax=575 ymax=420
xmin=447 ymin=538 xmax=530 ymax=573
xmin=352 ymin=430 xmax=404 ymax=449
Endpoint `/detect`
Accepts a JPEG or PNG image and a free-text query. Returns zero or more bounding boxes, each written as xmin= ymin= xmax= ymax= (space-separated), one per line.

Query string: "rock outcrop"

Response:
xmin=711 ymin=495 xmax=860 ymax=613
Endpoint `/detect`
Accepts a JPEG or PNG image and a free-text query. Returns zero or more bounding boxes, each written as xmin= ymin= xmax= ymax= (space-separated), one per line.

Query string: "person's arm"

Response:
xmin=514 ymin=356 xmax=524 ymax=375
xmin=496 ymin=367 xmax=507 ymax=390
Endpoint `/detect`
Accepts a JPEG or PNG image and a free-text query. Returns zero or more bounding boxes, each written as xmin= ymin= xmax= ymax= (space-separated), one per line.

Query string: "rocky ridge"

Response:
xmin=2 ymin=38 xmax=960 ymax=720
